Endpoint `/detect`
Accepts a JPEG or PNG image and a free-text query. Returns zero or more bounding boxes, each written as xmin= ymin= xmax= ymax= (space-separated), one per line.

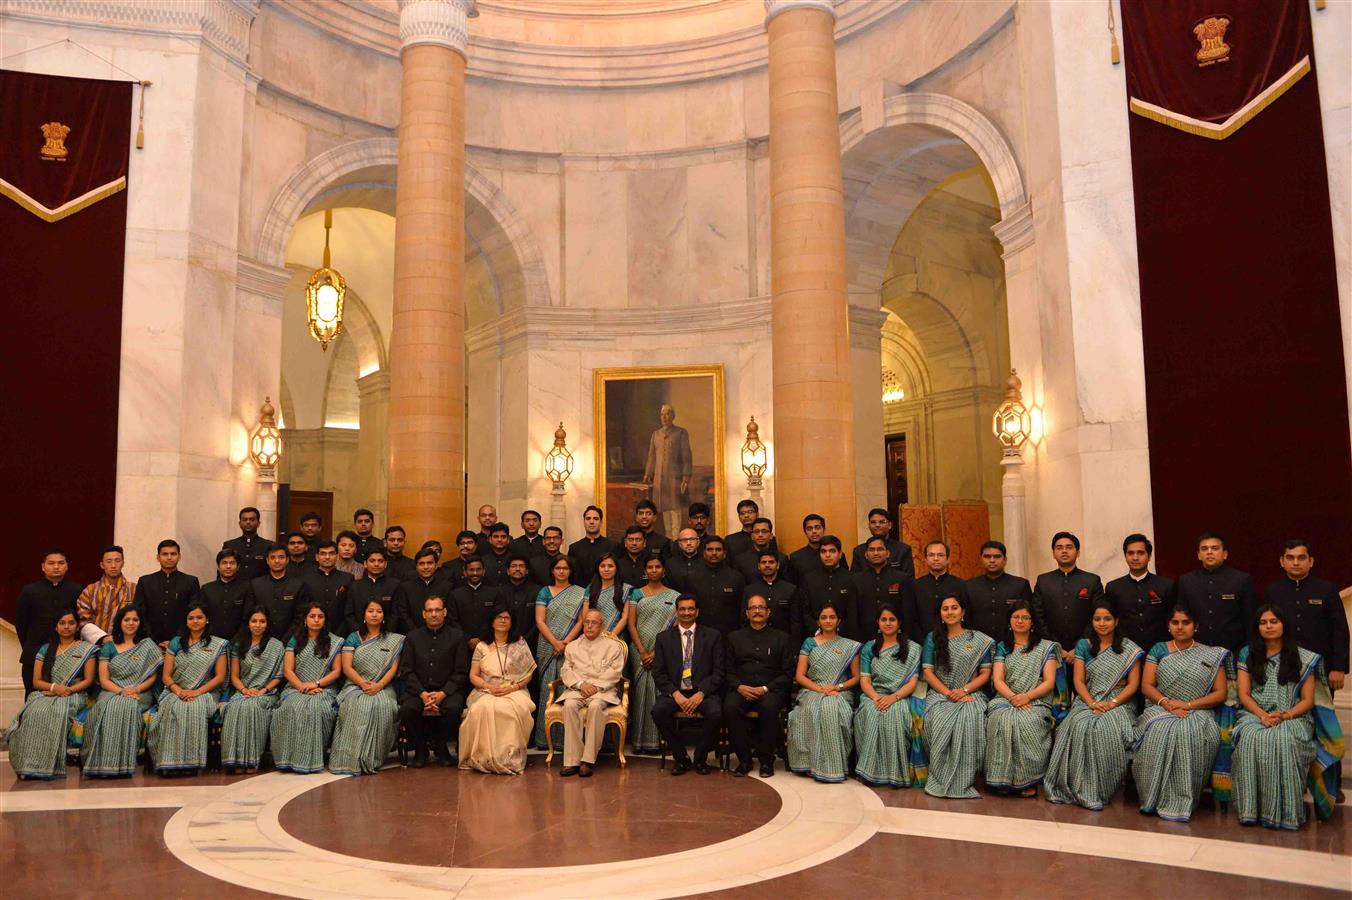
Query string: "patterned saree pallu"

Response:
xmin=82 ymin=639 xmax=164 ymax=777
xmin=788 ymin=636 xmax=862 ymax=784
xmin=6 ymin=641 xmax=99 ymax=779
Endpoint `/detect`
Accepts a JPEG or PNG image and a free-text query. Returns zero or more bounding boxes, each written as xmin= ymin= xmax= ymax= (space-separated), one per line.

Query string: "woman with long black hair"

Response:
xmin=270 ymin=602 xmax=344 ymax=774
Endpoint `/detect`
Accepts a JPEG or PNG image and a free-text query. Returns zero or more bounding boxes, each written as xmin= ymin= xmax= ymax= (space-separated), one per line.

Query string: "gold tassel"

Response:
xmin=1108 ymin=0 xmax=1121 ymax=65
xmin=136 ymin=80 xmax=150 ymax=149
xmin=1315 ymin=0 xmax=1326 ymax=10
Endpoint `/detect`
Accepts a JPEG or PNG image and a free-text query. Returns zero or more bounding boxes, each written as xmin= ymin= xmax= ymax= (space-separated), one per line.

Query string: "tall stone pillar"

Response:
xmin=764 ymin=0 xmax=857 ymax=549
xmin=391 ymin=0 xmax=475 ymax=547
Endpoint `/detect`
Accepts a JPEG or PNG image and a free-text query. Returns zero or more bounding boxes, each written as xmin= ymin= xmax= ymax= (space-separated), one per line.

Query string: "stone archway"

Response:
xmin=254 ymin=137 xmax=553 ymax=312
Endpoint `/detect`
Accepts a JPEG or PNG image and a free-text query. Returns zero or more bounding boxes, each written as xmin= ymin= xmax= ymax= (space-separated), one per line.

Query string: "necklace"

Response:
xmin=494 ymin=640 xmax=509 ymax=677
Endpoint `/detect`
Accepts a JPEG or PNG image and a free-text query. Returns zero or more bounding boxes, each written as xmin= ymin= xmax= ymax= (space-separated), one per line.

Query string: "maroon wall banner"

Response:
xmin=0 ymin=70 xmax=131 ymax=620
xmin=1121 ymin=0 xmax=1352 ymax=588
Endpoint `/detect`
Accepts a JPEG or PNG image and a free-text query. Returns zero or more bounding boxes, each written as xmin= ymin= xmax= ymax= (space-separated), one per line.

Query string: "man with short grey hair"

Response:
xmin=558 ymin=609 xmax=626 ymax=777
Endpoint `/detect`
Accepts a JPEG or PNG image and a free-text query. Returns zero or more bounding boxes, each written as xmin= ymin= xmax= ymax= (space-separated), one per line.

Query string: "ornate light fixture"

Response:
xmin=992 ymin=368 xmax=1031 ymax=456
xmin=544 ymin=422 xmax=574 ymax=492
xmin=249 ymin=397 xmax=283 ymax=477
xmin=740 ymin=416 xmax=768 ymax=492
xmin=882 ymin=367 xmax=905 ymax=403
xmin=306 ymin=209 xmax=347 ymax=351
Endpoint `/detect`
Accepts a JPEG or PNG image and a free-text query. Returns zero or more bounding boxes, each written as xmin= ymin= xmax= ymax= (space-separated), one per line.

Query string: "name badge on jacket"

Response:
xmin=1221 ymin=594 xmax=1236 ymax=601
xmin=1309 ymin=597 xmax=1323 ymax=605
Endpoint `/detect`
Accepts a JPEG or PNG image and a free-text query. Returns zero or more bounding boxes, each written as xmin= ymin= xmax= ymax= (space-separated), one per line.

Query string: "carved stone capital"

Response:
xmin=398 ymin=0 xmax=476 ymax=55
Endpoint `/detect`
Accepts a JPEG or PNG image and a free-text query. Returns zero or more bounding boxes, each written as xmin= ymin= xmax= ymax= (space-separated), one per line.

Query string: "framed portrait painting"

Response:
xmin=593 ymin=365 xmax=725 ymax=542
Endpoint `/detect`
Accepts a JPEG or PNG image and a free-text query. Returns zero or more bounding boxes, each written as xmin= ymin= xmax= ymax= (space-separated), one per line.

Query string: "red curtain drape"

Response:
xmin=1120 ymin=1 xmax=1352 ymax=587
xmin=0 ymin=70 xmax=132 ymax=619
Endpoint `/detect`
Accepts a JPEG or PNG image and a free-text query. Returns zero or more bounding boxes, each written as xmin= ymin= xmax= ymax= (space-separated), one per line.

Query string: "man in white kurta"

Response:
xmin=558 ymin=609 xmax=627 ymax=776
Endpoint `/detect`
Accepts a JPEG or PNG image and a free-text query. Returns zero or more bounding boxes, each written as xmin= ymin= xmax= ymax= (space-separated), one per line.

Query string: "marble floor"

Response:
xmin=2 ymin=752 xmax=1348 ymax=899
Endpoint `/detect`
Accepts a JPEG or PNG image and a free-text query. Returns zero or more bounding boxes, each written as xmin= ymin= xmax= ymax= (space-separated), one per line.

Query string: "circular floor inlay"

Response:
xmin=278 ymin=759 xmax=782 ymax=867
xmin=163 ymin=761 xmax=886 ymax=898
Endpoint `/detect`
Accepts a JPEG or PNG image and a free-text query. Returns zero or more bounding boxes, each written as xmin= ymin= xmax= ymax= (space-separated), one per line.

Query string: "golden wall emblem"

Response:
xmin=40 ymin=121 xmax=71 ymax=160
xmin=1193 ymin=16 xmax=1232 ymax=67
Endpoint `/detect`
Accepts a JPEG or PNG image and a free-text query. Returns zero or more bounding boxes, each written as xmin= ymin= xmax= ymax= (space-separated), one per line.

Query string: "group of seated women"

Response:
xmin=4 ymin=597 xmax=534 ymax=780
xmin=782 ymin=595 xmax=1344 ymax=832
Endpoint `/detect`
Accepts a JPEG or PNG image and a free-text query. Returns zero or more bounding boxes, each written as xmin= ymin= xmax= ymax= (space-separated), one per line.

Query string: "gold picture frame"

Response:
xmin=593 ymin=364 xmax=726 ymax=542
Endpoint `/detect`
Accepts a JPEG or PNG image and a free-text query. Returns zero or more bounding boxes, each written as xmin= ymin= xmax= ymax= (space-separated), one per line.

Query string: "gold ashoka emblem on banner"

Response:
xmin=40 ymin=121 xmax=70 ymax=160
xmin=1193 ymin=16 xmax=1232 ymax=67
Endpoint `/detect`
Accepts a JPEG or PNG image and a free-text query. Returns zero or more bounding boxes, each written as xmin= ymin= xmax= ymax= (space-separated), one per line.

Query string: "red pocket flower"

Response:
xmin=1148 ymin=591 xmax=1159 ymax=600
xmin=1078 ymin=588 xmax=1089 ymax=598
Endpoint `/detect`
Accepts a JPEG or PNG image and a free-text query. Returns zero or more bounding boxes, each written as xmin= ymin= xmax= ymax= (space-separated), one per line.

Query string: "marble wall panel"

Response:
xmin=563 ymin=169 xmax=628 ymax=309
xmin=686 ymin=158 xmax=751 ymax=303
xmin=626 ymin=168 xmax=688 ymax=307
xmin=500 ymin=168 xmax=562 ymax=306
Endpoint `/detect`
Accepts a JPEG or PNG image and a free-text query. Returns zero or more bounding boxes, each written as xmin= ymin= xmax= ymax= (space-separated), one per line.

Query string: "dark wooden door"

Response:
xmin=286 ymin=490 xmax=334 ymax=539
xmin=884 ymin=434 xmax=908 ymax=539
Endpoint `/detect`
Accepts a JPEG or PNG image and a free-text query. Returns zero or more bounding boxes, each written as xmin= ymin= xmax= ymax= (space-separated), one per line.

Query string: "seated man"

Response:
xmin=652 ymin=594 xmax=725 ymax=775
xmin=398 ymin=595 xmax=470 ymax=767
xmin=723 ymin=594 xmax=794 ymax=778
xmin=558 ymin=608 xmax=627 ymax=777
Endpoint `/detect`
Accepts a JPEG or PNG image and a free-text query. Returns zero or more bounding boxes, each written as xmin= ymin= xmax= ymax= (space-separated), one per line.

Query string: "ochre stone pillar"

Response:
xmin=765 ymin=0 xmax=857 ymax=550
xmin=390 ymin=0 xmax=474 ymax=547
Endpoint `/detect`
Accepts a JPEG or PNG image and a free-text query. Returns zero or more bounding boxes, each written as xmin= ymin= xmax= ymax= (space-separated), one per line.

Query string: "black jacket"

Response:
xmin=447 ymin=581 xmax=504 ymax=646
xmin=135 ymin=570 xmax=201 ymax=644
xmin=249 ymin=573 xmax=312 ymax=641
xmin=907 ymin=572 xmax=966 ymax=644
xmin=798 ymin=564 xmax=858 ymax=642
xmin=298 ymin=567 xmax=354 ymax=637
xmin=725 ymin=625 xmax=794 ymax=694
xmin=480 ymin=549 xmax=513 ymax=586
xmin=1262 ymin=575 xmax=1348 ymax=672
xmin=664 ymin=551 xmax=703 ymax=592
xmin=347 ymin=573 xmax=403 ymax=636
xmin=1033 ymin=568 xmax=1106 ymax=650
xmin=1175 ymin=565 xmax=1256 ymax=652
xmin=683 ymin=563 xmax=747 ymax=639
xmin=15 ymin=578 xmax=81 ymax=664
xmin=1105 ymin=572 xmax=1175 ymax=652
xmin=653 ymin=624 xmax=724 ymax=697
xmin=509 ymin=533 xmax=547 ymax=559
xmin=397 ymin=572 xmax=455 ymax=630
xmin=853 ymin=566 xmax=914 ymax=643
xmin=786 ymin=545 xmax=822 ymax=585
xmin=568 ymin=535 xmax=617 ymax=587
xmin=384 ymin=552 xmax=416 ymax=584
xmin=354 ymin=534 xmax=384 ymax=561
xmin=197 ymin=577 xmax=255 ymax=639
xmin=399 ymin=624 xmax=470 ymax=699
xmin=502 ymin=579 xmax=542 ymax=647
xmin=222 ymin=534 xmax=276 ymax=583
xmin=732 ymin=548 xmax=789 ymax=584
xmin=963 ymin=573 xmax=1033 ymax=649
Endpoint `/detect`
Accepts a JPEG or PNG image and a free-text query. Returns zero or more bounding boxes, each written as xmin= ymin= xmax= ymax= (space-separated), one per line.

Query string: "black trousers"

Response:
xmin=652 ymin=694 xmax=722 ymax=762
xmin=722 ymin=689 xmax=786 ymax=764
xmin=398 ymin=693 xmax=464 ymax=754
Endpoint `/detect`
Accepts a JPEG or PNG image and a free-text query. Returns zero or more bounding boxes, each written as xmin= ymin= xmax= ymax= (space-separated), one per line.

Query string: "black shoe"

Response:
xmin=670 ymin=759 xmax=692 ymax=776
xmin=759 ymin=760 xmax=775 ymax=778
xmin=561 ymin=766 xmax=579 ymax=777
xmin=695 ymin=761 xmax=712 ymax=775
xmin=733 ymin=761 xmax=753 ymax=777
xmin=410 ymin=751 xmax=428 ymax=769
xmin=436 ymin=744 xmax=458 ymax=767
xmin=579 ymin=763 xmax=594 ymax=778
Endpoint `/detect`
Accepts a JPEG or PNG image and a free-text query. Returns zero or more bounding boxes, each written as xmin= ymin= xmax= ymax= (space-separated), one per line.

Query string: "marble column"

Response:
xmin=390 ymin=0 xmax=475 ymax=547
xmin=764 ymin=0 xmax=858 ymax=548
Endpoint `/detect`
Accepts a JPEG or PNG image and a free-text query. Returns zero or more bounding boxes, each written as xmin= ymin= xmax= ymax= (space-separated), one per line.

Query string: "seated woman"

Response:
xmin=6 ymin=611 xmax=98 ymax=780
xmin=328 ymin=600 xmax=403 ymax=775
xmin=460 ymin=606 xmax=537 ymax=775
xmin=1044 ymin=601 xmax=1144 ymax=810
xmin=533 ymin=556 xmax=586 ymax=748
xmin=148 ymin=604 xmax=229 ymax=775
xmin=585 ymin=553 xmax=631 ymax=637
xmin=854 ymin=604 xmax=922 ymax=787
xmin=271 ymin=603 xmax=344 ymax=774
xmin=985 ymin=601 xmax=1061 ymax=797
xmin=1132 ymin=605 xmax=1228 ymax=822
xmin=82 ymin=606 xmax=163 ymax=778
xmin=921 ymin=594 xmax=995 ymax=799
xmin=221 ymin=606 xmax=286 ymax=773
xmin=626 ymin=555 xmax=679 ymax=753
xmin=787 ymin=604 xmax=861 ymax=783
xmin=1233 ymin=605 xmax=1338 ymax=830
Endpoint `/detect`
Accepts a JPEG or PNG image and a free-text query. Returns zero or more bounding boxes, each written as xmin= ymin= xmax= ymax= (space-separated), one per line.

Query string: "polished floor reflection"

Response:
xmin=2 ymin=754 xmax=1347 ymax=899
